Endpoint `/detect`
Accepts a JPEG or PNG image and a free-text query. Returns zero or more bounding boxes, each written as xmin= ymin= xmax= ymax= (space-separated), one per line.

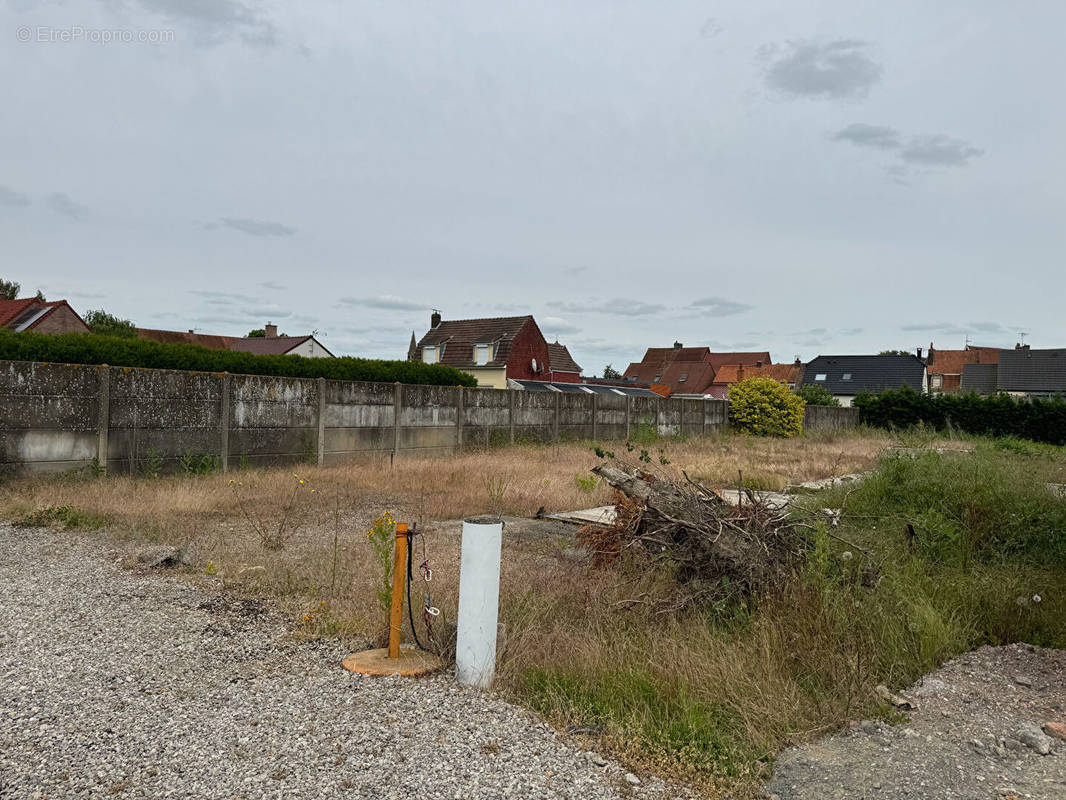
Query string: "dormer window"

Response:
xmin=474 ymin=343 xmax=494 ymax=366
xmin=423 ymin=346 xmax=438 ymax=364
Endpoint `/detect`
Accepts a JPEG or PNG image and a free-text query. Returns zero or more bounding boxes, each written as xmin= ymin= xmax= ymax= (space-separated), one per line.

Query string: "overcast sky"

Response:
xmin=3 ymin=1 xmax=1063 ymax=373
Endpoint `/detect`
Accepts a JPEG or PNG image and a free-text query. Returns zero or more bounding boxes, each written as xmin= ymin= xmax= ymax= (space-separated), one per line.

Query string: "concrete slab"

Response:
xmin=548 ymin=506 xmax=619 ymax=526
xmin=713 ymin=488 xmax=793 ymax=510
xmin=787 ymin=472 xmax=871 ymax=493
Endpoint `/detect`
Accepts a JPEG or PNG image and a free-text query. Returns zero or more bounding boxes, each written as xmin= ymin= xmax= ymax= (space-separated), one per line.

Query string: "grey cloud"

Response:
xmin=539 ymin=316 xmax=582 ymax=337
xmin=260 ymin=281 xmax=286 ymax=291
xmin=557 ymin=298 xmax=666 ymax=316
xmin=220 ymin=217 xmax=296 ymax=237
xmin=46 ymin=192 xmax=87 ymax=219
xmin=832 ymin=123 xmax=902 ymax=150
xmin=0 ymin=185 xmax=30 ymax=208
xmin=900 ymin=321 xmax=1011 ymax=335
xmin=688 ymin=296 xmax=753 ymax=316
xmin=840 ymin=327 xmax=865 ymax=336
xmin=132 ymin=0 xmax=277 ymax=46
xmin=832 ymin=124 xmax=983 ymax=170
xmin=764 ymin=39 xmax=882 ymax=100
xmin=337 ymin=296 xmax=426 ymax=311
xmin=900 ymin=135 xmax=984 ymax=167
xmin=191 ymin=290 xmax=258 ymax=304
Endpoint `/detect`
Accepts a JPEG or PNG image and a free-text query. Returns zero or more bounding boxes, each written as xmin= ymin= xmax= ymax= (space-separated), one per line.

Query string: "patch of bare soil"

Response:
xmin=765 ymin=643 xmax=1066 ymax=800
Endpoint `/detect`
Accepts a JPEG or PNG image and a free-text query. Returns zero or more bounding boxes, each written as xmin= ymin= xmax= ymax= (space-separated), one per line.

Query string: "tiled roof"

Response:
xmin=713 ymin=363 xmax=801 ymax=384
xmin=623 ymin=347 xmax=772 ymax=393
xmin=0 ymin=299 xmax=87 ymax=331
xmin=547 ymin=342 xmax=582 ymax=374
xmin=415 ymin=315 xmax=533 ymax=368
xmin=0 ymin=299 xmax=38 ymax=327
xmin=137 ymin=328 xmax=239 ymax=350
xmin=961 ymin=363 xmax=999 ymax=394
xmin=802 ymin=355 xmax=926 ymax=394
xmin=229 ymin=336 xmax=327 ymax=356
xmin=927 ymin=346 xmax=1000 ymax=376
xmin=996 ymin=348 xmax=1066 ymax=393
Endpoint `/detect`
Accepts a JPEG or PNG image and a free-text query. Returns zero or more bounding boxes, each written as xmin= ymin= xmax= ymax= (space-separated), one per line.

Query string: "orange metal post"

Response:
xmin=387 ymin=523 xmax=408 ymax=659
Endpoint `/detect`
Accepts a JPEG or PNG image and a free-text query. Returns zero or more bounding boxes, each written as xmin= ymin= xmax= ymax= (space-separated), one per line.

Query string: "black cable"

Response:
xmin=405 ymin=531 xmax=427 ymax=651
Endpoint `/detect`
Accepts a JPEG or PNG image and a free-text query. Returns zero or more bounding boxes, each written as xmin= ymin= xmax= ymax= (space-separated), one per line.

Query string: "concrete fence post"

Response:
xmin=392 ymin=382 xmax=402 ymax=461
xmin=508 ymin=389 xmax=516 ymax=445
xmin=701 ymin=399 xmax=707 ymax=436
xmin=553 ymin=392 xmax=560 ymax=442
xmin=97 ymin=364 xmax=110 ymax=473
xmin=625 ymin=395 xmax=632 ymax=440
xmin=220 ymin=372 xmax=231 ymax=472
xmin=456 ymin=516 xmax=504 ymax=688
xmin=591 ymin=393 xmax=598 ymax=440
xmin=456 ymin=386 xmax=464 ymax=454
xmin=679 ymin=398 xmax=684 ymax=436
xmin=317 ymin=377 xmax=327 ymax=466
xmin=655 ymin=397 xmax=662 ymax=436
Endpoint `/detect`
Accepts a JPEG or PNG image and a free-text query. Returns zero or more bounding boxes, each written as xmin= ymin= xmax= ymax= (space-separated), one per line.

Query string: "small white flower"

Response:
xmin=1032 ymin=594 xmax=1042 ymax=604
xmin=840 ymin=550 xmax=853 ymax=562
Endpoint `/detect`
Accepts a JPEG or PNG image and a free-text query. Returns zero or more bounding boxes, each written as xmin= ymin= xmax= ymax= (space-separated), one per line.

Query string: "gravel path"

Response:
xmin=0 ymin=525 xmax=684 ymax=800
xmin=766 ymin=643 xmax=1066 ymax=800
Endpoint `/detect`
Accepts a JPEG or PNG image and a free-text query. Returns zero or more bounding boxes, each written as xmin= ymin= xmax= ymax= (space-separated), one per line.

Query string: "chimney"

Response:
xmin=673 ymin=341 xmax=683 ymax=349
xmin=431 ymin=310 xmax=442 ymax=329
xmin=188 ymin=329 xmax=194 ymax=335
xmin=916 ymin=346 xmax=923 ymax=360
xmin=265 ymin=323 xmax=278 ymax=338
xmin=794 ymin=357 xmax=802 ymax=367
xmin=927 ymin=342 xmax=935 ymax=365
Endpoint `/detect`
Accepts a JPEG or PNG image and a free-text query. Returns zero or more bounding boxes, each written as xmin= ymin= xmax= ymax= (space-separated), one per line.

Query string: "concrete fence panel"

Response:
xmin=804 ymin=405 xmax=859 ymax=432
xmin=0 ymin=359 xmax=743 ymax=474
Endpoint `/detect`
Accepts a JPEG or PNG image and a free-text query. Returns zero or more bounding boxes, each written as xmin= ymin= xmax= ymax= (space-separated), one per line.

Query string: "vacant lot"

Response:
xmin=3 ymin=427 xmax=1064 ymax=798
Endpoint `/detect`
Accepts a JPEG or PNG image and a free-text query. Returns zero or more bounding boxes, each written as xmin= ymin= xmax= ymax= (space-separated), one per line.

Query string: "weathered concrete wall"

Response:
xmin=0 ymin=359 xmax=733 ymax=475
xmin=804 ymin=405 xmax=859 ymax=432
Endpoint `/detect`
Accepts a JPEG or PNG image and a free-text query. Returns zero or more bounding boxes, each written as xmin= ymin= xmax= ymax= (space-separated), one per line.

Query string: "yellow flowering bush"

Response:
xmin=366 ymin=511 xmax=397 ymax=616
xmin=729 ymin=376 xmax=804 ymax=437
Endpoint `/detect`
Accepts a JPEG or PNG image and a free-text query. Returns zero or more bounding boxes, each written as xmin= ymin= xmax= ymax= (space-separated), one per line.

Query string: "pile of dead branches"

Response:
xmin=579 ymin=463 xmax=806 ymax=606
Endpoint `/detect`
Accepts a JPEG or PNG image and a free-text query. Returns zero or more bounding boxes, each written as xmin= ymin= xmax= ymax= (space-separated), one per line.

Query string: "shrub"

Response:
xmin=84 ymin=309 xmax=137 ymax=338
xmin=854 ymin=386 xmax=1066 ymax=445
xmin=0 ymin=328 xmax=477 ymax=387
xmin=795 ymin=384 xmax=840 ymax=407
xmin=729 ymin=376 xmax=804 ymax=437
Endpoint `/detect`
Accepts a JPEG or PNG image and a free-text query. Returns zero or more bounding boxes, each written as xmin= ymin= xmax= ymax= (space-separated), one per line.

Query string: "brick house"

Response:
xmin=0 ymin=298 xmax=91 ymax=334
xmin=623 ymin=343 xmax=772 ymax=396
xmin=925 ymin=342 xmax=1000 ymax=393
xmin=707 ymin=359 xmax=803 ymax=398
xmin=408 ymin=312 xmax=580 ymax=388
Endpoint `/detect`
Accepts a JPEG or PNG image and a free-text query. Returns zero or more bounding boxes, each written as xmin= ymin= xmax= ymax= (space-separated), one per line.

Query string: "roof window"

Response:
xmin=815 ymin=373 xmax=827 ymax=381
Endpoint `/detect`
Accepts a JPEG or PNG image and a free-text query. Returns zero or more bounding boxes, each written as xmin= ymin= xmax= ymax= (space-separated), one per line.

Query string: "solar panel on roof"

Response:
xmin=513 ymin=380 xmax=555 ymax=392
xmin=553 ymin=383 xmax=590 ymax=393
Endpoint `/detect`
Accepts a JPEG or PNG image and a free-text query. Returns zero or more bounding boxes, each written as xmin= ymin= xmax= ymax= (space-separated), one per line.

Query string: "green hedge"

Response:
xmin=0 ymin=329 xmax=477 ymax=387
xmin=854 ymin=386 xmax=1066 ymax=445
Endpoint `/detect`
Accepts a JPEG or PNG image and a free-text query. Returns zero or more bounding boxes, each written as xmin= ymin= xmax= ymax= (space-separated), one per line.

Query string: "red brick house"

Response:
xmin=623 ymin=343 xmax=772 ymax=396
xmin=409 ymin=312 xmax=580 ymax=388
xmin=707 ymin=360 xmax=803 ymax=398
xmin=925 ymin=343 xmax=1000 ymax=393
xmin=0 ymin=298 xmax=90 ymax=334
xmin=547 ymin=342 xmax=582 ymax=383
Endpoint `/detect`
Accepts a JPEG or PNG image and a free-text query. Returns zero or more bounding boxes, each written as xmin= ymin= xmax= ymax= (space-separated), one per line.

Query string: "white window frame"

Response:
xmin=423 ymin=346 xmax=438 ymax=364
xmin=815 ymin=373 xmax=827 ymax=381
xmin=474 ymin=343 xmax=493 ymax=366
xmin=930 ymin=374 xmax=943 ymax=389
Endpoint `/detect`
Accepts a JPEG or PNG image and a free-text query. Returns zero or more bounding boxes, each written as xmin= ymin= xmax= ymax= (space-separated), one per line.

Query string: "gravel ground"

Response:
xmin=766 ymin=643 xmax=1066 ymax=800
xmin=0 ymin=524 xmax=689 ymax=800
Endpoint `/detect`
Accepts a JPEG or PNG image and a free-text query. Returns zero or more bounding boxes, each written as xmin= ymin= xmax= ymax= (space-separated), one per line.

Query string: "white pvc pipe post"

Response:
xmin=456 ymin=516 xmax=503 ymax=688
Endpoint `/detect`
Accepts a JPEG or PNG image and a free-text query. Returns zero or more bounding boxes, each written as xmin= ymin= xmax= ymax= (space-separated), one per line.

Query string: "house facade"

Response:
xmin=925 ymin=343 xmax=1000 ymax=393
xmin=0 ymin=298 xmax=90 ymax=334
xmin=801 ymin=354 xmax=927 ymax=407
xmin=623 ymin=343 xmax=772 ymax=396
xmin=137 ymin=322 xmax=333 ymax=357
xmin=707 ymin=360 xmax=803 ymax=398
xmin=409 ymin=312 xmax=579 ymax=389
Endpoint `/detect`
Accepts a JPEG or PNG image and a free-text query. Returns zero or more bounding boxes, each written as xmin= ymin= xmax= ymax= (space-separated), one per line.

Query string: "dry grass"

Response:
xmin=0 ymin=428 xmax=894 ymax=796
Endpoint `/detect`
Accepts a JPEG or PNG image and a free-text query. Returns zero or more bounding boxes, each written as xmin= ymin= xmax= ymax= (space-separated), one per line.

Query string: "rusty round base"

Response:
xmin=342 ymin=647 xmax=443 ymax=677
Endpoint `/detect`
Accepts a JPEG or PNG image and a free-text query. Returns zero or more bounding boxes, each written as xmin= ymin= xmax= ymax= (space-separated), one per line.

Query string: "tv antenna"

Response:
xmin=1018 ymin=331 xmax=1028 ymax=346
